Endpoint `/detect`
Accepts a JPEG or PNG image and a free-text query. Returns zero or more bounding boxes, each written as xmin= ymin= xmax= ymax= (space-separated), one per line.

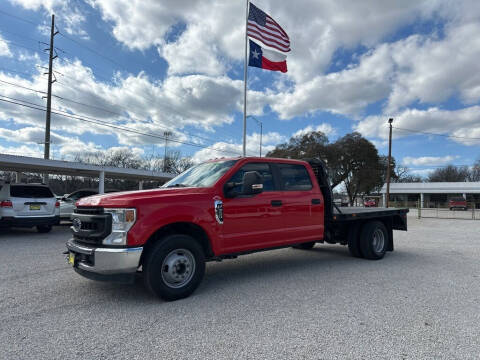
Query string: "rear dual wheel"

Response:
xmin=349 ymin=221 xmax=388 ymax=260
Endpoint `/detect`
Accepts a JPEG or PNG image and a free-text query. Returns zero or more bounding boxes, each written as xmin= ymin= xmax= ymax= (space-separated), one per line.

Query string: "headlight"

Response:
xmin=103 ymin=208 xmax=136 ymax=246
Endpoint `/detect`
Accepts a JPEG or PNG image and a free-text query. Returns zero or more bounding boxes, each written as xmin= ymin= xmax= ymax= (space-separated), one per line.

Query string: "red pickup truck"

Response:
xmin=66 ymin=157 xmax=408 ymax=301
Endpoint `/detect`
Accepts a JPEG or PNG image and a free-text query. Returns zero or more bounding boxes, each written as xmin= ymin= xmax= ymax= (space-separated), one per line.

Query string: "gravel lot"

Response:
xmin=1 ymin=217 xmax=479 ymax=359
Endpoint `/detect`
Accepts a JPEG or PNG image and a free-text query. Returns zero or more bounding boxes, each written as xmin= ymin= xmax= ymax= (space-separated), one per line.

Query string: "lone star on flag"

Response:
xmin=251 ymin=49 xmax=260 ymax=59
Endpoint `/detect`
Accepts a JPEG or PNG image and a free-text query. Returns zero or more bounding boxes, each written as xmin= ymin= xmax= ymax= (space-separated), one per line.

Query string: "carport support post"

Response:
xmin=139 ymin=181 xmax=144 ymax=190
xmin=15 ymin=172 xmax=21 ymax=183
xmin=99 ymin=171 xmax=105 ymax=194
xmin=420 ymin=193 xmax=424 ymax=208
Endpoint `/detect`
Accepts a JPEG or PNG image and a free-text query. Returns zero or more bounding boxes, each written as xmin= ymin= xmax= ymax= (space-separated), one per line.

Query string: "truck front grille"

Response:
xmin=71 ymin=207 xmax=111 ymax=245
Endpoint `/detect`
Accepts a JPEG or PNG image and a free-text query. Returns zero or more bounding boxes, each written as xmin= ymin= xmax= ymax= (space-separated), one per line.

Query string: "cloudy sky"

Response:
xmin=0 ymin=0 xmax=479 ymax=175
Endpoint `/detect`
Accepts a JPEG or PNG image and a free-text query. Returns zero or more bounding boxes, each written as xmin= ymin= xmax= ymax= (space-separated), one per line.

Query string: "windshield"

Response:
xmin=163 ymin=160 xmax=237 ymax=188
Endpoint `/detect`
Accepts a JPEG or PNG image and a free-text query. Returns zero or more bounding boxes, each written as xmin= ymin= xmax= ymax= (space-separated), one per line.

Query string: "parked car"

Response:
xmin=364 ymin=199 xmax=376 ymax=207
xmin=60 ymin=189 xmax=98 ymax=220
xmin=0 ymin=182 xmax=60 ymax=232
xmin=449 ymin=197 xmax=467 ymax=210
xmin=60 ymin=189 xmax=118 ymax=220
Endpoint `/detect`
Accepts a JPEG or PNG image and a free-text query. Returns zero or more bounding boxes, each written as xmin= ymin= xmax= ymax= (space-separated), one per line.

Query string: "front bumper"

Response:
xmin=66 ymin=239 xmax=143 ymax=281
xmin=0 ymin=215 xmax=60 ymax=228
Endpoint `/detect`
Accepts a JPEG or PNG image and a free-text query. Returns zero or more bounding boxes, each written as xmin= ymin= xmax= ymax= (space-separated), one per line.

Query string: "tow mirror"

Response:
xmin=242 ymin=171 xmax=263 ymax=195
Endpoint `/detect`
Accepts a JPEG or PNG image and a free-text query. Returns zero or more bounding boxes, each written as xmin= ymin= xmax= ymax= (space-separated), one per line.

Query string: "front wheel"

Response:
xmin=37 ymin=225 xmax=52 ymax=233
xmin=143 ymin=234 xmax=205 ymax=301
xmin=359 ymin=221 xmax=388 ymax=260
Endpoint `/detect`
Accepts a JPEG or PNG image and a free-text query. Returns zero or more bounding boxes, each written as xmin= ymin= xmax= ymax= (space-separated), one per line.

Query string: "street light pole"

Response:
xmin=259 ymin=121 xmax=262 ymax=157
xmin=386 ymin=118 xmax=393 ymax=208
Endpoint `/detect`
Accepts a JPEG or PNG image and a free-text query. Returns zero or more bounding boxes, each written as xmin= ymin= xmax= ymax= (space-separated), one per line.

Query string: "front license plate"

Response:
xmin=68 ymin=252 xmax=75 ymax=266
xmin=29 ymin=204 xmax=41 ymax=210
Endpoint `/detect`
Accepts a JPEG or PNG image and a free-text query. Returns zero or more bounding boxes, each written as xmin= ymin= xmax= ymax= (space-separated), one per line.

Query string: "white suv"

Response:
xmin=0 ymin=182 xmax=60 ymax=233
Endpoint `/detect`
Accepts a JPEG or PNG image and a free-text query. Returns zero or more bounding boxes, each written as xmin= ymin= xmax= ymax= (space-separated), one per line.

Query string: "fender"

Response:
xmin=127 ymin=200 xmax=223 ymax=254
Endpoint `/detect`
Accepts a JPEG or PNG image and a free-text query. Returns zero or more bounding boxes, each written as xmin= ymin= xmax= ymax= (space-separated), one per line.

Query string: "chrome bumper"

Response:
xmin=66 ymin=239 xmax=143 ymax=275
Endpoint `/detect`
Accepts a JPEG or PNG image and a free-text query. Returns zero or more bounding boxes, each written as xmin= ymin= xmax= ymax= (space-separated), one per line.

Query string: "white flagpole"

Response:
xmin=242 ymin=0 xmax=250 ymax=157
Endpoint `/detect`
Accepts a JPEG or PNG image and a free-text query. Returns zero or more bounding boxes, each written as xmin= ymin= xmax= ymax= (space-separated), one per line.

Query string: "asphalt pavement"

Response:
xmin=0 ymin=217 xmax=479 ymax=359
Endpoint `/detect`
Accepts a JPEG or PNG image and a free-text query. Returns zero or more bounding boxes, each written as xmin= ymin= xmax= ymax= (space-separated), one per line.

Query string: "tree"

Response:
xmin=393 ymin=165 xmax=423 ymax=183
xmin=266 ymin=131 xmax=329 ymax=159
xmin=328 ymin=133 xmax=383 ymax=205
xmin=427 ymin=165 xmax=470 ymax=182
xmin=468 ymin=159 xmax=480 ymax=182
xmin=267 ymin=131 xmax=386 ymax=205
xmin=146 ymin=151 xmax=194 ymax=175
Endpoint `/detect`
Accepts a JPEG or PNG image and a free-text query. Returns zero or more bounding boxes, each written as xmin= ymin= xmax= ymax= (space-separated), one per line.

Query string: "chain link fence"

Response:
xmin=416 ymin=202 xmax=480 ymax=220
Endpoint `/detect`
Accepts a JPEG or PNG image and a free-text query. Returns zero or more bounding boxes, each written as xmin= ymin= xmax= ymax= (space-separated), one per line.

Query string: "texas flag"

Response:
xmin=248 ymin=40 xmax=287 ymax=73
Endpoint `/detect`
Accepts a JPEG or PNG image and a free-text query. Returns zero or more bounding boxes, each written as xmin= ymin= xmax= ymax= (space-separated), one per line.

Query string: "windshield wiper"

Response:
xmin=166 ymin=183 xmax=190 ymax=188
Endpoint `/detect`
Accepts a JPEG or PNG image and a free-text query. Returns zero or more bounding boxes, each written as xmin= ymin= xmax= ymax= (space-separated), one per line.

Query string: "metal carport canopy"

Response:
xmin=0 ymin=154 xmax=174 ymax=182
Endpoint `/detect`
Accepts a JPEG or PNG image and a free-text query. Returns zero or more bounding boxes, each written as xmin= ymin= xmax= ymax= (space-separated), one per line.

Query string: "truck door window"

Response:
xmin=228 ymin=163 xmax=275 ymax=194
xmin=278 ymin=164 xmax=313 ymax=191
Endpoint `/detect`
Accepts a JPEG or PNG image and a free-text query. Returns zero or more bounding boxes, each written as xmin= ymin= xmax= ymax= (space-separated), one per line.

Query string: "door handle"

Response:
xmin=271 ymin=200 xmax=282 ymax=207
xmin=311 ymin=198 xmax=321 ymax=205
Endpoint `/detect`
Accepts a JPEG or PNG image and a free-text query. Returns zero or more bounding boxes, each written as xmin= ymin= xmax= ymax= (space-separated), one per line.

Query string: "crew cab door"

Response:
xmin=275 ymin=163 xmax=324 ymax=243
xmin=220 ymin=162 xmax=287 ymax=254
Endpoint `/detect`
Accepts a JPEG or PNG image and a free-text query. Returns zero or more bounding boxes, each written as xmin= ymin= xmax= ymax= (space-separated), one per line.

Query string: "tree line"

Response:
xmin=0 ymin=149 xmax=193 ymax=196
xmin=266 ymin=130 xmax=480 ymax=205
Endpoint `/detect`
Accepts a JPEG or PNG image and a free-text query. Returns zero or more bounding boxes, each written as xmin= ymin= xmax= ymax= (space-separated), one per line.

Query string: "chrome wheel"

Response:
xmin=372 ymin=228 xmax=385 ymax=254
xmin=161 ymin=249 xmax=196 ymax=289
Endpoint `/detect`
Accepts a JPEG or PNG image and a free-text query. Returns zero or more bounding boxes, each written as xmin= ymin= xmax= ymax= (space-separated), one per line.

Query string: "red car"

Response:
xmin=364 ymin=199 xmax=376 ymax=207
xmin=449 ymin=197 xmax=467 ymax=210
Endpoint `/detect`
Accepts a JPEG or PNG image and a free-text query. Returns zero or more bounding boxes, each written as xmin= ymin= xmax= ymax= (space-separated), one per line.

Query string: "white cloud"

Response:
xmin=87 ymin=0 xmax=446 ymax=82
xmin=355 ymin=106 xmax=480 ymax=146
xmin=191 ymin=131 xmax=285 ymax=163
xmin=386 ymin=22 xmax=480 ymax=111
xmin=270 ymin=44 xmax=394 ymax=119
xmin=0 ymin=34 xmax=12 ymax=58
xmin=403 ymin=155 xmax=458 ymax=167
xmin=293 ymin=123 xmax=336 ymax=138
xmin=9 ymin=0 xmax=88 ymax=37
xmin=0 ymin=60 xmax=271 ymax=148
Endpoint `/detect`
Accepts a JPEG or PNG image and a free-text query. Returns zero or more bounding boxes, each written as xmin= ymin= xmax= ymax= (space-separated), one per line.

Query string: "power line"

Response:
xmin=0 ymin=76 xmax=237 ymax=146
xmin=0 ymin=96 xmax=245 ymax=156
xmin=3 ymin=40 xmax=48 ymax=55
xmin=0 ymin=79 xmax=46 ymax=94
xmin=0 ymin=9 xmax=39 ymax=26
xmin=0 ymin=27 xmax=43 ymax=43
xmin=0 ymin=66 xmax=41 ymax=78
xmin=58 ymin=31 xmax=128 ymax=70
xmin=393 ymin=126 xmax=480 ymax=141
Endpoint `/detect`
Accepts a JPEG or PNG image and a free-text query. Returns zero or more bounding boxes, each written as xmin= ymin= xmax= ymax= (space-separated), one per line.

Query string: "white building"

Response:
xmin=380 ymin=182 xmax=480 ymax=208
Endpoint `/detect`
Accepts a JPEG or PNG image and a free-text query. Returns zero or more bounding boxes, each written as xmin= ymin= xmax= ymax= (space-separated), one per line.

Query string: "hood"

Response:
xmin=76 ymin=187 xmax=211 ymax=208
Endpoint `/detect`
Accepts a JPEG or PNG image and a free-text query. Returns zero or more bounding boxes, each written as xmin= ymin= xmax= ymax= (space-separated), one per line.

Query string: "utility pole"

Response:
xmin=163 ymin=131 xmax=172 ymax=172
xmin=43 ymin=14 xmax=58 ymax=183
xmin=385 ymin=118 xmax=393 ymax=208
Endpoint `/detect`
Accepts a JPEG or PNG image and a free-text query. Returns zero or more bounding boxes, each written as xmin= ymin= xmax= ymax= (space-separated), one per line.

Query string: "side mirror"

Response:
xmin=242 ymin=171 xmax=263 ymax=195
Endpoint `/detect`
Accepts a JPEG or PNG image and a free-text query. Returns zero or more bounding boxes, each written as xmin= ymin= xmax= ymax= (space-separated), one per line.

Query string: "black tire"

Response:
xmin=37 ymin=225 xmax=52 ymax=233
xmin=292 ymin=241 xmax=316 ymax=250
xmin=347 ymin=224 xmax=363 ymax=258
xmin=359 ymin=221 xmax=388 ymax=260
xmin=143 ymin=234 xmax=205 ymax=301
